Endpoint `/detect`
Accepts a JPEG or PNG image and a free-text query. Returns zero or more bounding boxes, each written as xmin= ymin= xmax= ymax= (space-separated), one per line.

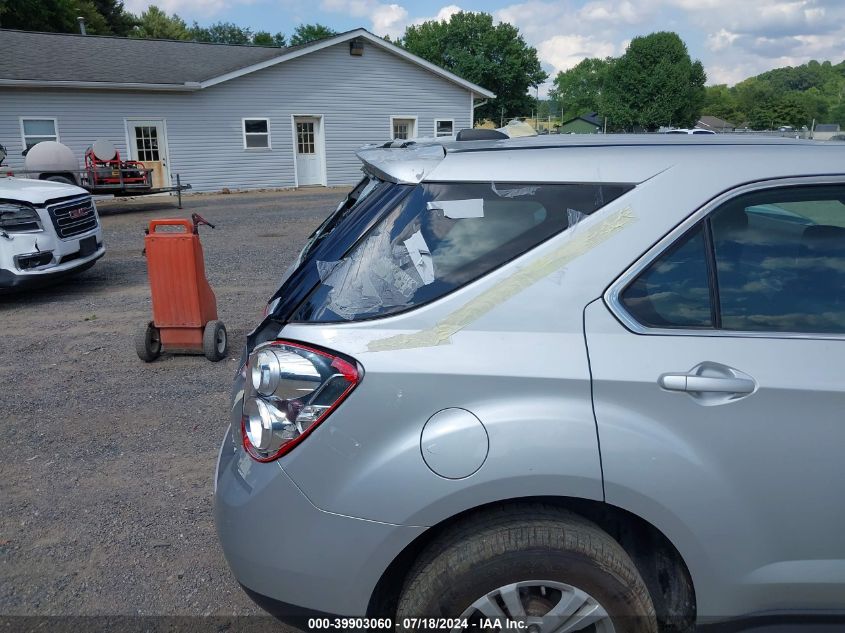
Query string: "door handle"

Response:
xmin=659 ymin=374 xmax=755 ymax=393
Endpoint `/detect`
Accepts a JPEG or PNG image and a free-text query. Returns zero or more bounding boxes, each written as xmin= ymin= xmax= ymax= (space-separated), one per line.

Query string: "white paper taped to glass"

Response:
xmin=403 ymin=230 xmax=435 ymax=284
xmin=427 ymin=199 xmax=485 ymax=219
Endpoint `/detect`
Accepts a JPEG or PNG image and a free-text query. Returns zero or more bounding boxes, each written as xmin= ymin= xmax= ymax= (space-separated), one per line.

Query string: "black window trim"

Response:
xmin=605 ymin=175 xmax=845 ymax=341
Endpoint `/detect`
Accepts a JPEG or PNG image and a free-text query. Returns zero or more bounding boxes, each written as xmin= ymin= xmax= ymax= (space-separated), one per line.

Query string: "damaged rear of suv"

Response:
xmin=216 ymin=135 xmax=845 ymax=632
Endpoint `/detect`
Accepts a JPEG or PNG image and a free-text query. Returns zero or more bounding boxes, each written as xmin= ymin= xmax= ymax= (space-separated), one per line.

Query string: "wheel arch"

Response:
xmin=367 ymin=496 xmax=696 ymax=632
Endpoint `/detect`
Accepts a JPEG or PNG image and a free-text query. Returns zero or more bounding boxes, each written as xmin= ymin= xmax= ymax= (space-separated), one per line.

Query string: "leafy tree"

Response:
xmin=0 ymin=0 xmax=105 ymax=33
xmin=189 ymin=21 xmax=252 ymax=44
xmin=401 ymin=11 xmax=546 ymax=123
xmin=130 ymin=5 xmax=188 ymax=40
xmin=90 ymin=0 xmax=135 ymax=35
xmin=550 ymin=57 xmax=613 ymax=120
xmin=602 ymin=32 xmax=706 ymax=130
xmin=253 ymin=30 xmax=286 ymax=47
xmin=702 ymin=84 xmax=742 ymax=124
xmin=290 ymin=23 xmax=337 ymax=46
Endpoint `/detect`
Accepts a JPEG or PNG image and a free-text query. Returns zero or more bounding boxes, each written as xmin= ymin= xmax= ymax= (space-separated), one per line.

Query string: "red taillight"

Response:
xmin=242 ymin=340 xmax=361 ymax=462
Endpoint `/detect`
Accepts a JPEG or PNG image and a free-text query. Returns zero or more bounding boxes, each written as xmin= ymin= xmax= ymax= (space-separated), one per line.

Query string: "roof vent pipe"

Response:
xmin=77 ymin=16 xmax=86 ymax=35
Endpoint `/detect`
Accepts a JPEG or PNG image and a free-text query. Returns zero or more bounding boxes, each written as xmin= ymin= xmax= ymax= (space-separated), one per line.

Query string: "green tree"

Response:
xmin=550 ymin=57 xmax=613 ymax=120
xmin=0 ymin=0 xmax=108 ymax=33
xmin=130 ymin=5 xmax=188 ymax=40
xmin=289 ymin=23 xmax=337 ymax=46
xmin=401 ymin=11 xmax=546 ymax=123
xmin=702 ymin=84 xmax=742 ymax=124
xmin=253 ymin=30 xmax=286 ymax=47
xmin=189 ymin=21 xmax=252 ymax=44
xmin=90 ymin=0 xmax=135 ymax=35
xmin=601 ymin=31 xmax=706 ymax=131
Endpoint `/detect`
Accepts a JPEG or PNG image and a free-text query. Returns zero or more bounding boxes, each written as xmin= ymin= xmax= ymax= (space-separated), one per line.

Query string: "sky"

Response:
xmin=123 ymin=0 xmax=845 ymax=96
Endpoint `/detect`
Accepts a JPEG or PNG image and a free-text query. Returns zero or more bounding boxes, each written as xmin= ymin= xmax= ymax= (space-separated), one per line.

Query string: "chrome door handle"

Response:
xmin=659 ymin=374 xmax=755 ymax=393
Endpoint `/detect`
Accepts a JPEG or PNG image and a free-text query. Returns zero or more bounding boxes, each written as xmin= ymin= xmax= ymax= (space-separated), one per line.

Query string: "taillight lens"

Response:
xmin=242 ymin=340 xmax=361 ymax=462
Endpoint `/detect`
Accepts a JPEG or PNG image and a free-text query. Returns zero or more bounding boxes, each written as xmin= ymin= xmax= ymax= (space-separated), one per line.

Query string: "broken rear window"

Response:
xmin=291 ymin=181 xmax=633 ymax=322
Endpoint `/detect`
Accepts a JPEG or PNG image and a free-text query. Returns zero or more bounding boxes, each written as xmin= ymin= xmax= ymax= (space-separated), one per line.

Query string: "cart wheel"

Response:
xmin=203 ymin=320 xmax=227 ymax=362
xmin=135 ymin=322 xmax=161 ymax=362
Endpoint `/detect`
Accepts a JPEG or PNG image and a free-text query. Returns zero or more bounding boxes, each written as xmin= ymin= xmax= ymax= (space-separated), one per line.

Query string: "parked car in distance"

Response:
xmin=215 ymin=134 xmax=845 ymax=632
xmin=0 ymin=157 xmax=104 ymax=290
xmin=664 ymin=128 xmax=717 ymax=134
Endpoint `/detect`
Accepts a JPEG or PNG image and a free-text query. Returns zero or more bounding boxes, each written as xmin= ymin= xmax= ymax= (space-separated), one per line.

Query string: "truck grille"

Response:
xmin=47 ymin=197 xmax=98 ymax=239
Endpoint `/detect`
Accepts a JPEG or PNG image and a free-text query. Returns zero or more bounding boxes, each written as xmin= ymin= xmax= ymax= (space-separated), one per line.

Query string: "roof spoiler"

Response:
xmin=356 ymin=143 xmax=447 ymax=184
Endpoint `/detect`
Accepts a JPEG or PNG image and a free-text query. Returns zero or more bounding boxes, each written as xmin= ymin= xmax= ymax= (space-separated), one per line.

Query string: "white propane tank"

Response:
xmin=24 ymin=141 xmax=79 ymax=174
xmin=91 ymin=139 xmax=118 ymax=161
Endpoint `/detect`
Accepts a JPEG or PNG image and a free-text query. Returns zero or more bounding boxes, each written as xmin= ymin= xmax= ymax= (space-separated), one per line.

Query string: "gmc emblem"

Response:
xmin=68 ymin=207 xmax=88 ymax=219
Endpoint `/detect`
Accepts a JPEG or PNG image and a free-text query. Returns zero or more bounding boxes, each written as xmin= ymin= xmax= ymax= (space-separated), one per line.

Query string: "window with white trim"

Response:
xmin=391 ymin=117 xmax=416 ymax=140
xmin=21 ymin=118 xmax=58 ymax=150
xmin=434 ymin=119 xmax=454 ymax=137
xmin=243 ymin=118 xmax=271 ymax=149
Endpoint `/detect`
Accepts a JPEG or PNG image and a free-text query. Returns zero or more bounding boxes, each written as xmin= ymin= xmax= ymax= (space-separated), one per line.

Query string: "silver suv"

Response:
xmin=214 ymin=135 xmax=845 ymax=632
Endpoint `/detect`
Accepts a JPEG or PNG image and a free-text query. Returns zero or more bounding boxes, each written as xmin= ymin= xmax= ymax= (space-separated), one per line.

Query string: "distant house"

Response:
xmin=696 ymin=115 xmax=735 ymax=132
xmin=813 ymin=123 xmax=841 ymax=141
xmin=0 ymin=28 xmax=494 ymax=192
xmin=559 ymin=112 xmax=603 ymax=134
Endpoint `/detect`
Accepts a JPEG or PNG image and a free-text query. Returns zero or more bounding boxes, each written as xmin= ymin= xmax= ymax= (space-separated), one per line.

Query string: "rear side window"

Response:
xmin=619 ymin=184 xmax=845 ymax=335
xmin=712 ymin=188 xmax=845 ymax=333
xmin=620 ymin=225 xmax=713 ymax=328
xmin=292 ymin=181 xmax=633 ymax=322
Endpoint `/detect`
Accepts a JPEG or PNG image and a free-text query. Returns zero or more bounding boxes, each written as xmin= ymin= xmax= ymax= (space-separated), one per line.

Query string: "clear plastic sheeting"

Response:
xmin=567 ymin=208 xmax=588 ymax=226
xmin=427 ymin=199 xmax=485 ymax=219
xmin=293 ymin=181 xmax=635 ymax=323
xmin=315 ymin=229 xmax=425 ymax=320
xmin=491 ymin=183 xmax=539 ymax=198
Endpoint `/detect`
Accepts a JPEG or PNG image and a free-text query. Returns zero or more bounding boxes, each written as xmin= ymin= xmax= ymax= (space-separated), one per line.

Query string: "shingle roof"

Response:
xmin=815 ymin=123 xmax=841 ymax=132
xmin=0 ymin=27 xmax=496 ymax=97
xmin=0 ymin=29 xmax=287 ymax=84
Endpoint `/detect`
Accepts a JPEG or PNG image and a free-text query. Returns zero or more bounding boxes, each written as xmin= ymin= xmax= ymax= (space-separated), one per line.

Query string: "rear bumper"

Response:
xmin=214 ymin=422 xmax=425 ymax=617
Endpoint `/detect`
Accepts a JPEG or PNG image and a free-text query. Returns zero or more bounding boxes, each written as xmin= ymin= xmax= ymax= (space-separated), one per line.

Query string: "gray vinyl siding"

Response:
xmin=0 ymin=42 xmax=473 ymax=192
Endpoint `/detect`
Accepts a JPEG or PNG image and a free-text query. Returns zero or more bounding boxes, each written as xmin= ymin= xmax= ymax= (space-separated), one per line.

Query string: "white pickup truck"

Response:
xmin=1 ymin=146 xmax=105 ymax=290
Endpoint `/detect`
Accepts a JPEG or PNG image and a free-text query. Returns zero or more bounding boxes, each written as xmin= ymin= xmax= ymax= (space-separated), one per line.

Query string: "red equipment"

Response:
xmin=84 ymin=145 xmax=152 ymax=188
xmin=136 ymin=213 xmax=227 ymax=362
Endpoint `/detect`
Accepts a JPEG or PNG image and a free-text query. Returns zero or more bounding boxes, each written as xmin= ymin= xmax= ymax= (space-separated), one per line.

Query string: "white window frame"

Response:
xmin=19 ymin=117 xmax=59 ymax=150
xmin=242 ymin=117 xmax=271 ymax=150
xmin=389 ymin=115 xmax=418 ymax=140
xmin=434 ymin=118 xmax=455 ymax=137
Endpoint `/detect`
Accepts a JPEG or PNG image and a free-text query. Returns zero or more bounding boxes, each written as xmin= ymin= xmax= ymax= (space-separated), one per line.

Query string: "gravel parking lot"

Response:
xmin=0 ymin=187 xmax=350 ymax=628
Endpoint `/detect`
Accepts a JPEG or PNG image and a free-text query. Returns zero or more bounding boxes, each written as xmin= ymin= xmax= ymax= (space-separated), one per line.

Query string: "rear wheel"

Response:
xmin=135 ymin=322 xmax=161 ymax=362
xmin=203 ymin=320 xmax=227 ymax=361
xmin=396 ymin=504 xmax=657 ymax=633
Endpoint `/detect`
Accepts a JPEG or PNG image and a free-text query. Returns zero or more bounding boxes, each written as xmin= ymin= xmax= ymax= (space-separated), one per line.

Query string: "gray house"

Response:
xmin=0 ymin=28 xmax=494 ymax=191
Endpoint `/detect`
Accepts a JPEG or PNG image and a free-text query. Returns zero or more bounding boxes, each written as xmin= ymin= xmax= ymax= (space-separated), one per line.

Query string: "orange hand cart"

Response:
xmin=136 ymin=213 xmax=227 ymax=362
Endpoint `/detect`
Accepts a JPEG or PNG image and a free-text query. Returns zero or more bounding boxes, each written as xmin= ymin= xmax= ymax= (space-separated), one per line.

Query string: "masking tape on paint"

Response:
xmin=367 ymin=207 xmax=636 ymax=352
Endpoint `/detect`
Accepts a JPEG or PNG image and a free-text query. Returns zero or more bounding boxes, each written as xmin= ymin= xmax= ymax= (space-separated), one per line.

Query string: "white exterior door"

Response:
xmin=127 ymin=119 xmax=170 ymax=188
xmin=294 ymin=117 xmax=324 ymax=186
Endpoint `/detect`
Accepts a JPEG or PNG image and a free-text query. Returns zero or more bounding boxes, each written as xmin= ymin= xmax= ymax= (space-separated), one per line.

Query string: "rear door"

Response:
xmin=127 ymin=119 xmax=170 ymax=188
xmin=585 ymin=178 xmax=845 ymax=617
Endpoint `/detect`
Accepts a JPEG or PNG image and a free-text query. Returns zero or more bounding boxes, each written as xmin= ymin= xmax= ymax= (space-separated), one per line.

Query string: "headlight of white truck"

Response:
xmin=0 ymin=202 xmax=42 ymax=232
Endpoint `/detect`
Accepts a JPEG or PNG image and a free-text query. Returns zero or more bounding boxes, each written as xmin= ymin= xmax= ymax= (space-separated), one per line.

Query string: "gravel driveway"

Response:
xmin=0 ymin=187 xmax=350 ymax=630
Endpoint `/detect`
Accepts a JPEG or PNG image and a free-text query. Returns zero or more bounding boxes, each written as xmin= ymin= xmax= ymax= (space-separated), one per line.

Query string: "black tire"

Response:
xmin=135 ymin=322 xmax=161 ymax=362
xmin=203 ymin=320 xmax=227 ymax=362
xmin=396 ymin=504 xmax=657 ymax=633
xmin=44 ymin=175 xmax=75 ymax=185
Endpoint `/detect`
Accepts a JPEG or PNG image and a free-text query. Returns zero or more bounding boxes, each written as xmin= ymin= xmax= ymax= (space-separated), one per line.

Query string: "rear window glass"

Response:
xmin=291 ymin=181 xmax=633 ymax=322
